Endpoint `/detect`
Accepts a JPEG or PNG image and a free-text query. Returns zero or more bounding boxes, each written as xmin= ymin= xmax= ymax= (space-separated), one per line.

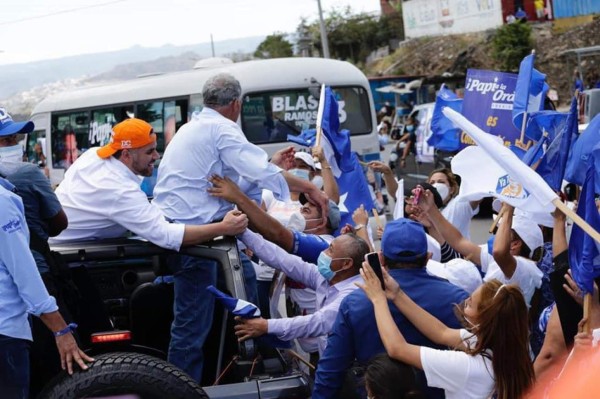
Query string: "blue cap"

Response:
xmin=0 ymin=108 xmax=34 ymax=137
xmin=382 ymin=218 xmax=428 ymax=262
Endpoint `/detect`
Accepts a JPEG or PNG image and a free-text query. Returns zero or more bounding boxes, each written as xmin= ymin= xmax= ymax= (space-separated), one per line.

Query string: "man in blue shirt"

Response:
xmin=312 ymin=218 xmax=469 ymax=399
xmin=0 ymin=178 xmax=92 ymax=399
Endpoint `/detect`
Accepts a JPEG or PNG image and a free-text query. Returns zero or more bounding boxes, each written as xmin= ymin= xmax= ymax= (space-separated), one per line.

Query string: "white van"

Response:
xmin=28 ymin=57 xmax=379 ymax=186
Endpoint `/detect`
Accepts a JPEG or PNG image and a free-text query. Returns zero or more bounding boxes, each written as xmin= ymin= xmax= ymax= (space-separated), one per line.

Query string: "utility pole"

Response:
xmin=316 ymin=0 xmax=330 ymax=58
xmin=210 ymin=34 xmax=215 ymax=57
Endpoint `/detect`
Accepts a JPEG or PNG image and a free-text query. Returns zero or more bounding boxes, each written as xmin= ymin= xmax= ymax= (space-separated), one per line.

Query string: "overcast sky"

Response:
xmin=0 ymin=0 xmax=380 ymax=65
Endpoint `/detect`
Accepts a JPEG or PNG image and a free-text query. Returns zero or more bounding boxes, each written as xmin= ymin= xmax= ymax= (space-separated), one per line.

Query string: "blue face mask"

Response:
xmin=317 ymin=252 xmax=351 ymax=281
xmin=317 ymin=252 xmax=336 ymax=281
xmin=406 ymin=125 xmax=415 ymax=132
xmin=290 ymin=168 xmax=310 ymax=181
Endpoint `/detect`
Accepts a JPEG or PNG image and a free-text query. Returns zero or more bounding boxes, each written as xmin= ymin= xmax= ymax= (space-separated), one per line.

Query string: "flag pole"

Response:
xmin=583 ymin=293 xmax=592 ymax=334
xmin=488 ymin=206 xmax=505 ymax=234
xmin=314 ymin=84 xmax=326 ymax=163
xmin=553 ymin=199 xmax=600 ymax=244
xmin=518 ymin=49 xmax=536 ymax=146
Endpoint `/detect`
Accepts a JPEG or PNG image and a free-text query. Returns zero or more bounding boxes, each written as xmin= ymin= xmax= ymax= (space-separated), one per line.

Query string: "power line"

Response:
xmin=0 ymin=0 xmax=128 ymax=26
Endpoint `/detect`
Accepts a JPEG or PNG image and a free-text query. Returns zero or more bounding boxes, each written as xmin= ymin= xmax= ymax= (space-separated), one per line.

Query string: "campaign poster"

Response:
xmin=461 ymin=69 xmax=531 ymax=149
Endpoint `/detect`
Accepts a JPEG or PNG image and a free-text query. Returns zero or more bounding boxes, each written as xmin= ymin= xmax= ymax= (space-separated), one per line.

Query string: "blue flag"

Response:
xmin=287 ymin=128 xmax=316 ymax=147
xmin=566 ymin=114 xmax=600 ymax=191
xmin=513 ymin=54 xmax=547 ymax=131
xmin=319 ymin=87 xmax=354 ymax=175
xmin=568 ymin=160 xmax=600 ymax=294
xmin=428 ymin=85 xmax=463 ymax=151
xmin=534 ymin=96 xmax=578 ymax=191
xmin=207 ymin=285 xmax=261 ymax=318
xmin=335 ymin=152 xmax=375 ymax=229
xmin=524 ymin=111 xmax=568 ymax=142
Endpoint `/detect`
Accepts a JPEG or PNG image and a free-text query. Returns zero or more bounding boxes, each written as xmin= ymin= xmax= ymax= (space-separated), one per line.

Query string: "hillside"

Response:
xmin=365 ymin=16 xmax=600 ymax=106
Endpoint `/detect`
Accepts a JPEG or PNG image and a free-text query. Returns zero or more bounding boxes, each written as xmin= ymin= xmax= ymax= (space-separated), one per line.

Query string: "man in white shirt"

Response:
xmin=52 ymin=118 xmax=248 ymax=249
xmin=152 ymin=73 xmax=329 ymax=383
xmin=233 ymin=229 xmax=370 ymax=355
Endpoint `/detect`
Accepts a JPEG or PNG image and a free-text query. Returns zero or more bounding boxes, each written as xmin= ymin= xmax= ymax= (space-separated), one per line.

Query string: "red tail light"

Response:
xmin=91 ymin=331 xmax=132 ymax=344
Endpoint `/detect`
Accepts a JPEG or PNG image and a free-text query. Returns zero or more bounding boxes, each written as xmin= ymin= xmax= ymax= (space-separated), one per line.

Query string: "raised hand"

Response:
xmin=271 ymin=146 xmax=295 ymax=170
xmin=208 ymin=175 xmax=244 ymax=203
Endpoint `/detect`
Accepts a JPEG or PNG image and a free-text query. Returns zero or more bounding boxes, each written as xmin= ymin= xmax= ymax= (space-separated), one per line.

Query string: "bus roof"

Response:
xmin=32 ymin=57 xmax=369 ymax=114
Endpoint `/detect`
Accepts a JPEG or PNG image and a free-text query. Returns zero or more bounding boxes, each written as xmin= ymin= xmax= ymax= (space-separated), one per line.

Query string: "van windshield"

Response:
xmin=240 ymin=86 xmax=372 ymax=145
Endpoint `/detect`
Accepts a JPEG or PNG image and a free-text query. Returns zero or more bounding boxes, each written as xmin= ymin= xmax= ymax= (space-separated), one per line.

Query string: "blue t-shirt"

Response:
xmin=1 ymin=162 xmax=63 ymax=273
xmin=291 ymin=230 xmax=331 ymax=264
xmin=313 ymin=268 xmax=469 ymax=399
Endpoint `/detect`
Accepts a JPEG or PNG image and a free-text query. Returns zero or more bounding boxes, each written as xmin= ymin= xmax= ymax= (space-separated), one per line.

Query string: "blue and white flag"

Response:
xmin=512 ymin=53 xmax=548 ymax=131
xmin=207 ymin=285 xmax=261 ymax=318
xmin=524 ymin=111 xmax=567 ymax=142
xmin=336 ymin=152 xmax=375 ymax=229
xmin=534 ymin=96 xmax=578 ymax=192
xmin=318 ymin=87 xmax=354 ymax=178
xmin=566 ymin=114 xmax=600 ymax=191
xmin=569 ymin=160 xmax=600 ymax=294
xmin=446 ymin=107 xmax=557 ymax=213
xmin=428 ymin=84 xmax=463 ymax=151
xmin=287 ymin=128 xmax=316 ymax=147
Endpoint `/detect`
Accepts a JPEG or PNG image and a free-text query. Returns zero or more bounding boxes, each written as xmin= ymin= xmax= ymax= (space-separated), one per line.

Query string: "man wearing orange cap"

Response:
xmin=51 ymin=118 xmax=248 ymax=249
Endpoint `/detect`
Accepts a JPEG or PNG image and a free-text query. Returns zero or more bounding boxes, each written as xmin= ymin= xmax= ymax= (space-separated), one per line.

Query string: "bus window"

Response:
xmin=90 ymin=106 xmax=133 ymax=148
xmin=51 ymin=112 xmax=88 ymax=170
xmin=240 ymin=86 xmax=372 ymax=145
xmin=137 ymin=99 xmax=188 ymax=151
xmin=25 ymin=130 xmax=47 ymax=166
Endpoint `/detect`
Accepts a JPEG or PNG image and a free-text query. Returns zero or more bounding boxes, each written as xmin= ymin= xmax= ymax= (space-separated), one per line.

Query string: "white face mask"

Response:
xmin=0 ymin=144 xmax=24 ymax=163
xmin=286 ymin=211 xmax=306 ymax=232
xmin=432 ymin=182 xmax=450 ymax=202
xmin=312 ymin=175 xmax=324 ymax=190
xmin=289 ymin=168 xmax=310 ymax=181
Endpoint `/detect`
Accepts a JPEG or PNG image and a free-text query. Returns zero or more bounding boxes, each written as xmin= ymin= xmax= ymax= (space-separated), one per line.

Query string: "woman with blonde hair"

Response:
xmin=358 ymin=265 xmax=534 ymax=399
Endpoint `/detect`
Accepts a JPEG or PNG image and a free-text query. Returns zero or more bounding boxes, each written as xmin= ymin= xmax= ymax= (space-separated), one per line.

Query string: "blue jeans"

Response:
xmin=0 ymin=334 xmax=30 ymax=399
xmin=167 ymin=251 xmax=257 ymax=383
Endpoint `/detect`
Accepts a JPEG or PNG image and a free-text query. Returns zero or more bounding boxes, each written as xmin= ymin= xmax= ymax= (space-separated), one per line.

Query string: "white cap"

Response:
xmin=511 ymin=216 xmax=543 ymax=258
xmin=294 ymin=151 xmax=316 ymax=170
xmin=427 ymin=259 xmax=483 ymax=294
xmin=315 ymin=161 xmax=322 ymax=170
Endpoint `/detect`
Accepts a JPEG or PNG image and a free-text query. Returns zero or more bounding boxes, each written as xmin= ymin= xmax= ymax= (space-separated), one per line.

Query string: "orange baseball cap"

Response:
xmin=97 ymin=118 xmax=156 ymax=159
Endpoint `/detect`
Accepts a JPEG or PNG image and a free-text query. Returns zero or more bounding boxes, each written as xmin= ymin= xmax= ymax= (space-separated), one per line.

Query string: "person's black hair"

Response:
xmin=365 ymin=353 xmax=425 ymax=399
xmin=343 ymin=233 xmax=371 ymax=271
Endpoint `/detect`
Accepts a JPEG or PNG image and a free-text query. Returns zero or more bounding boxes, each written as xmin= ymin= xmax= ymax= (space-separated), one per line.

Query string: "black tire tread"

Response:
xmin=38 ymin=352 xmax=208 ymax=399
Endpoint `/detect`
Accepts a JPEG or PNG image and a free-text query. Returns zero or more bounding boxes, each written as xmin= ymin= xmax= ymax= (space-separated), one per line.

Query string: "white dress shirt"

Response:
xmin=240 ymin=229 xmax=362 ymax=354
xmin=153 ymin=108 xmax=289 ymax=224
xmin=51 ymin=149 xmax=185 ymax=250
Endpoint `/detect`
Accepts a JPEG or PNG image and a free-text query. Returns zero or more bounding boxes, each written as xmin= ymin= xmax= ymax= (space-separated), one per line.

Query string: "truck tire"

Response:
xmin=38 ymin=352 xmax=208 ymax=399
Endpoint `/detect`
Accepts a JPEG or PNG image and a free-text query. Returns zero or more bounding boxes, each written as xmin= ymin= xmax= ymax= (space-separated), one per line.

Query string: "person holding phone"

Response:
xmin=357 ymin=261 xmax=533 ymax=399
xmin=313 ymin=218 xmax=468 ymax=399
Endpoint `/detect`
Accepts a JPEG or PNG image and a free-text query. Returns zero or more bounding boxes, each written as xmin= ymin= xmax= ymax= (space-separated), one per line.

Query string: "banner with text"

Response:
xmin=461 ymin=69 xmax=529 ymax=149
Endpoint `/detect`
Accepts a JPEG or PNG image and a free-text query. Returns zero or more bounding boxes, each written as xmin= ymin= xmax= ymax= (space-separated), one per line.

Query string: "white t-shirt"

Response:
xmin=442 ymin=197 xmax=479 ymax=240
xmin=255 ymin=190 xmax=301 ymax=281
xmin=479 ymin=250 xmax=542 ymax=306
xmin=421 ymin=329 xmax=495 ymax=399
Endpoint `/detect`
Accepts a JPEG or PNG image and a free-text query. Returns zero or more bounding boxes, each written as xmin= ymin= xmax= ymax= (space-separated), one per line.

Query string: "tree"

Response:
xmin=254 ymin=33 xmax=293 ymax=59
xmin=492 ymin=22 xmax=533 ymax=72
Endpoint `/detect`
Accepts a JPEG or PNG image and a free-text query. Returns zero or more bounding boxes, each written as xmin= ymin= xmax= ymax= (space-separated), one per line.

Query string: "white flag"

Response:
xmin=393 ymin=178 xmax=404 ymax=220
xmin=444 ymin=108 xmax=557 ymax=214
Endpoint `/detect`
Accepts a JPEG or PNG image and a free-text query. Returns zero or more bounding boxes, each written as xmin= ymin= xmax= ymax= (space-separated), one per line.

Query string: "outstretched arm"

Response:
xmin=312 ymin=146 xmax=340 ymax=204
xmin=208 ymin=175 xmax=294 ymax=251
xmin=181 ymin=210 xmax=248 ymax=246
xmin=356 ymin=262 xmax=423 ymax=368
xmin=492 ymin=204 xmax=517 ymax=279
xmin=418 ymin=187 xmax=482 ymax=265
xmin=368 ymin=161 xmax=398 ymax=200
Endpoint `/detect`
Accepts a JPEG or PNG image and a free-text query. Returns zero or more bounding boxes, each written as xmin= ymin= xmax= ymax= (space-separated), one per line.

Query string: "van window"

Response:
xmin=240 ymin=86 xmax=372 ymax=145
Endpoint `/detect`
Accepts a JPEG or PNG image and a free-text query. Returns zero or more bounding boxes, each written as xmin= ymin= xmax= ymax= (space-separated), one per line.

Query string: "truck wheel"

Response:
xmin=38 ymin=352 xmax=208 ymax=399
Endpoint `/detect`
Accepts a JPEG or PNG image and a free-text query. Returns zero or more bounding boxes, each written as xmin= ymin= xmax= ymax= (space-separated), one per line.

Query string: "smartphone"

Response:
xmin=413 ymin=186 xmax=422 ymax=205
xmin=365 ymin=252 xmax=385 ymax=289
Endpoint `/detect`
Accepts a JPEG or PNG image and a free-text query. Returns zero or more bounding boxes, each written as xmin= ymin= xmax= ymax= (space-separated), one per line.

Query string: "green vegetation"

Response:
xmin=492 ymin=22 xmax=533 ymax=72
xmin=254 ymin=33 xmax=293 ymax=59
